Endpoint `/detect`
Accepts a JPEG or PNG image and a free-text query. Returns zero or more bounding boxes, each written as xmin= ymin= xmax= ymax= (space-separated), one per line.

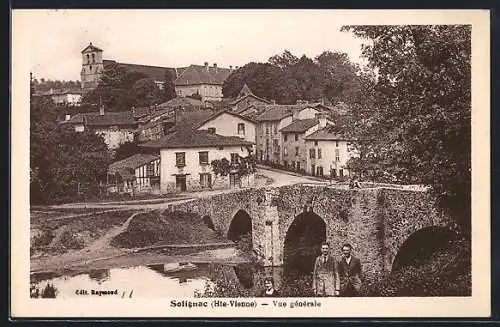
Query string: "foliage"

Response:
xmin=30 ymin=96 xmax=111 ymax=204
xmin=32 ymin=78 xmax=81 ymax=92
xmin=342 ymin=25 xmax=471 ymax=232
xmin=210 ymin=158 xmax=231 ymax=177
xmin=163 ymin=70 xmax=177 ymax=101
xmin=234 ymin=232 xmax=253 ymax=253
xmin=222 ymin=49 xmax=369 ymax=106
xmin=187 ymin=91 xmax=202 ymax=101
xmin=132 ymin=78 xmax=163 ymax=107
xmin=113 ymin=141 xmax=141 ymax=161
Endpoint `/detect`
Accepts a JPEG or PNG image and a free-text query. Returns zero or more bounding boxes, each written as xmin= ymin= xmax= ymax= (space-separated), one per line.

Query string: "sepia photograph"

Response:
xmin=11 ymin=9 xmax=490 ymax=318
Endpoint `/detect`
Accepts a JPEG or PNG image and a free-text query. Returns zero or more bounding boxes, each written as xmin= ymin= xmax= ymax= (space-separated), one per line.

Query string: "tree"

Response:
xmin=210 ymin=158 xmax=231 ymax=187
xmin=132 ymin=78 xmax=162 ymax=107
xmin=342 ymin=25 xmax=471 ymax=232
xmin=268 ymin=49 xmax=299 ymax=69
xmin=114 ymin=141 xmax=141 ymax=161
xmin=162 ymin=70 xmax=177 ymax=102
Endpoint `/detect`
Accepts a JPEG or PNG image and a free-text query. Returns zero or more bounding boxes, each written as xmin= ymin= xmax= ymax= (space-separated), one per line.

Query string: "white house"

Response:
xmin=196 ymin=110 xmax=257 ymax=148
xmin=107 ymin=154 xmax=161 ymax=194
xmin=141 ymin=130 xmax=255 ymax=193
xmin=304 ymin=127 xmax=358 ymax=179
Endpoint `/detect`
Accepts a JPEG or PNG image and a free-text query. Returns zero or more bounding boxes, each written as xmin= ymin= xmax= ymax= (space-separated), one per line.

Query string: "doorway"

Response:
xmin=175 ymin=175 xmax=187 ymax=192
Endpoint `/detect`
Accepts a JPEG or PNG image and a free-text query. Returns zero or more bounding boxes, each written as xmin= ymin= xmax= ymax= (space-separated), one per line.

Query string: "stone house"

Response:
xmin=280 ymin=113 xmax=331 ymax=172
xmin=60 ymin=106 xmax=137 ymax=150
xmin=196 ymin=109 xmax=257 ymax=148
xmin=174 ymin=63 xmax=232 ymax=101
xmin=107 ymin=154 xmax=161 ymax=194
xmin=304 ymin=127 xmax=358 ymax=178
xmin=141 ymin=130 xmax=255 ymax=193
xmin=229 ymin=84 xmax=271 ymax=112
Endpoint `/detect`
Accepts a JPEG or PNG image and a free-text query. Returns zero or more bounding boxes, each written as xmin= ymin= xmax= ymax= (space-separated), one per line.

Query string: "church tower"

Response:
xmin=80 ymin=42 xmax=104 ymax=93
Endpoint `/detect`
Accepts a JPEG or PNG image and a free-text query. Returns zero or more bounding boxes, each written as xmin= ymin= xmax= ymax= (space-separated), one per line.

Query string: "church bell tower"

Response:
xmin=80 ymin=42 xmax=104 ymax=93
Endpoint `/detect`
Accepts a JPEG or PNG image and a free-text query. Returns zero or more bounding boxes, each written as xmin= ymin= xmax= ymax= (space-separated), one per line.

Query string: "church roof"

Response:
xmin=81 ymin=42 xmax=103 ymax=53
xmin=103 ymin=60 xmax=185 ymax=82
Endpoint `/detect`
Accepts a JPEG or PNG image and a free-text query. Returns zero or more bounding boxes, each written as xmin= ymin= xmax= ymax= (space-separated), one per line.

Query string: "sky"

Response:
xmin=14 ymin=10 xmax=370 ymax=81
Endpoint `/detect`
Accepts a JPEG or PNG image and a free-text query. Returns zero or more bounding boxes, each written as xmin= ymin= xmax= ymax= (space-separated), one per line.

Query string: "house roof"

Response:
xmin=165 ymin=110 xmax=215 ymax=134
xmin=254 ymin=105 xmax=293 ymax=121
xmin=109 ymin=154 xmax=160 ymax=174
xmin=229 ymin=93 xmax=271 ymax=106
xmin=237 ymin=83 xmax=253 ymax=98
xmin=280 ymin=119 xmax=319 ymax=133
xmin=81 ymin=42 xmax=103 ymax=53
xmin=305 ymin=127 xmax=350 ymax=141
xmin=158 ymin=97 xmax=204 ymax=109
xmin=103 ymin=60 xmax=186 ymax=82
xmin=175 ymin=64 xmax=231 ymax=86
xmin=140 ymin=130 xmax=254 ymax=149
xmin=63 ymin=111 xmax=137 ymax=127
xmin=196 ymin=109 xmax=256 ymax=129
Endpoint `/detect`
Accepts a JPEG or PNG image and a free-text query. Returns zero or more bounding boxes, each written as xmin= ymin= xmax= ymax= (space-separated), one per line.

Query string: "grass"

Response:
xmin=111 ymin=210 xmax=227 ymax=249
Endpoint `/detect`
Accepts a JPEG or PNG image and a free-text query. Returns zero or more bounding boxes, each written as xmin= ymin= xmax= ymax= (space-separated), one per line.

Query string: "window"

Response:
xmin=283 ymin=147 xmax=288 ymax=156
xmin=92 ymin=53 xmax=95 ymax=63
xmin=273 ymin=124 xmax=278 ymax=134
xmin=89 ymin=65 xmax=92 ymax=71
xmin=86 ymin=54 xmax=90 ymax=62
xmin=200 ymin=173 xmax=212 ymax=188
xmin=284 ymin=134 xmax=288 ymax=142
xmin=208 ymin=127 xmax=216 ymax=134
xmin=266 ymin=127 xmax=270 ymax=135
xmin=336 ymin=140 xmax=339 ymax=147
xmin=295 ymin=134 xmax=299 ymax=141
xmin=237 ymin=123 xmax=245 ymax=135
xmin=146 ymin=163 xmax=155 ymax=176
xmin=318 ymin=149 xmax=322 ymax=159
xmin=309 ymin=148 xmax=316 ymax=159
xmin=291 ymin=161 xmax=296 ymax=170
xmin=335 ymin=149 xmax=340 ymax=162
xmin=230 ymin=153 xmax=239 ymax=164
xmin=295 ymin=147 xmax=299 ymax=156
xmin=314 ymin=141 xmax=318 ymax=146
xmin=265 ymin=139 xmax=270 ymax=149
xmin=199 ymin=151 xmax=209 ymax=165
xmin=176 ymin=152 xmax=186 ymax=167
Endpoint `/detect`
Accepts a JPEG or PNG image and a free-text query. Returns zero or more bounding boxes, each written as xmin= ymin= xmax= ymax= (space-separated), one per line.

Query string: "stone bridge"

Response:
xmin=167 ymin=184 xmax=452 ymax=285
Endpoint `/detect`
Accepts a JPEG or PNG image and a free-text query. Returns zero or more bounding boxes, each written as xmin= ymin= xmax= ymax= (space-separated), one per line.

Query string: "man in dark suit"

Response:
xmin=336 ymin=243 xmax=362 ymax=297
xmin=312 ymin=242 xmax=340 ymax=297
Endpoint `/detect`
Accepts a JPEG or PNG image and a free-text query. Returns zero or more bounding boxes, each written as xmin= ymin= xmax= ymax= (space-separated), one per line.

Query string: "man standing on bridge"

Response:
xmin=312 ymin=242 xmax=340 ymax=297
xmin=336 ymin=243 xmax=362 ymax=297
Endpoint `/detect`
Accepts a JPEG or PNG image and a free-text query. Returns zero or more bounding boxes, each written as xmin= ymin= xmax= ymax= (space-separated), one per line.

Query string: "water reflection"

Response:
xmin=30 ymin=261 xmax=316 ymax=298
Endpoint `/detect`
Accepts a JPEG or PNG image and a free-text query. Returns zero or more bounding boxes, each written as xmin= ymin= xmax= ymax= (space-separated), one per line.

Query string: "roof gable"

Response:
xmin=81 ymin=43 xmax=103 ymax=53
xmin=196 ymin=110 xmax=256 ymax=129
xmin=280 ymin=119 xmax=319 ymax=133
xmin=109 ymin=154 xmax=159 ymax=173
xmin=305 ymin=127 xmax=350 ymax=141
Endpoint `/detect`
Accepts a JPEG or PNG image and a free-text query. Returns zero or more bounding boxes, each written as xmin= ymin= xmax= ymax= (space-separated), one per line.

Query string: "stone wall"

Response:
xmin=162 ymin=184 xmax=449 ymax=285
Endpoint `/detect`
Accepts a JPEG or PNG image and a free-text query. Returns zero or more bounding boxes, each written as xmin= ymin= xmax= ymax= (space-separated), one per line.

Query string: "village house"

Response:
xmin=61 ymin=105 xmax=137 ymax=150
xmin=254 ymin=102 xmax=332 ymax=164
xmin=80 ymin=42 xmax=232 ymax=101
xmin=196 ymin=109 xmax=257 ymax=148
xmin=107 ymin=154 xmax=161 ymax=194
xmin=141 ymin=130 xmax=254 ymax=193
xmin=229 ymin=84 xmax=271 ymax=112
xmin=280 ymin=112 xmax=331 ymax=172
xmin=33 ymin=88 xmax=83 ymax=106
xmin=304 ymin=127 xmax=358 ymax=179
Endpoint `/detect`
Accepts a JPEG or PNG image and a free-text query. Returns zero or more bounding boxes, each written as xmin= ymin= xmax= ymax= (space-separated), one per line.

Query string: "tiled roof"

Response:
xmin=175 ymin=64 xmax=231 ymax=86
xmin=195 ymin=109 xmax=256 ymax=129
xmin=158 ymin=97 xmax=204 ymax=109
xmin=166 ymin=110 xmax=215 ymax=133
xmin=81 ymin=43 xmax=103 ymax=53
xmin=63 ymin=111 xmax=137 ymax=127
xmin=109 ymin=154 xmax=159 ymax=174
xmin=305 ymin=127 xmax=350 ymax=141
xmin=140 ymin=130 xmax=254 ymax=149
xmin=254 ymin=105 xmax=293 ymax=121
xmin=229 ymin=93 xmax=271 ymax=106
xmin=238 ymin=83 xmax=253 ymax=98
xmin=103 ymin=60 xmax=186 ymax=82
xmin=280 ymin=119 xmax=319 ymax=133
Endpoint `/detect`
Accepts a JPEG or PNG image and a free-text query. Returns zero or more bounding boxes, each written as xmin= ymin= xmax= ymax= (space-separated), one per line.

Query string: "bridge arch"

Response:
xmin=391 ymin=226 xmax=459 ymax=273
xmin=227 ymin=209 xmax=253 ymax=242
xmin=283 ymin=211 xmax=327 ymax=275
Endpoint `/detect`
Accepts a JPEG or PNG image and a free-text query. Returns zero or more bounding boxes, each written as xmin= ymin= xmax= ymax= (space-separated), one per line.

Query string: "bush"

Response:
xmin=59 ymin=230 xmax=85 ymax=250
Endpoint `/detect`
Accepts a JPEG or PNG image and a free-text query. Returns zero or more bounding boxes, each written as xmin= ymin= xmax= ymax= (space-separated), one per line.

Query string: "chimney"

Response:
xmin=235 ymin=66 xmax=239 ymax=70
xmin=316 ymin=113 xmax=327 ymax=128
xmin=213 ymin=63 xmax=218 ymax=73
xmin=229 ymin=65 xmax=233 ymax=70
xmin=204 ymin=62 xmax=209 ymax=72
xmin=65 ymin=114 xmax=71 ymax=121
